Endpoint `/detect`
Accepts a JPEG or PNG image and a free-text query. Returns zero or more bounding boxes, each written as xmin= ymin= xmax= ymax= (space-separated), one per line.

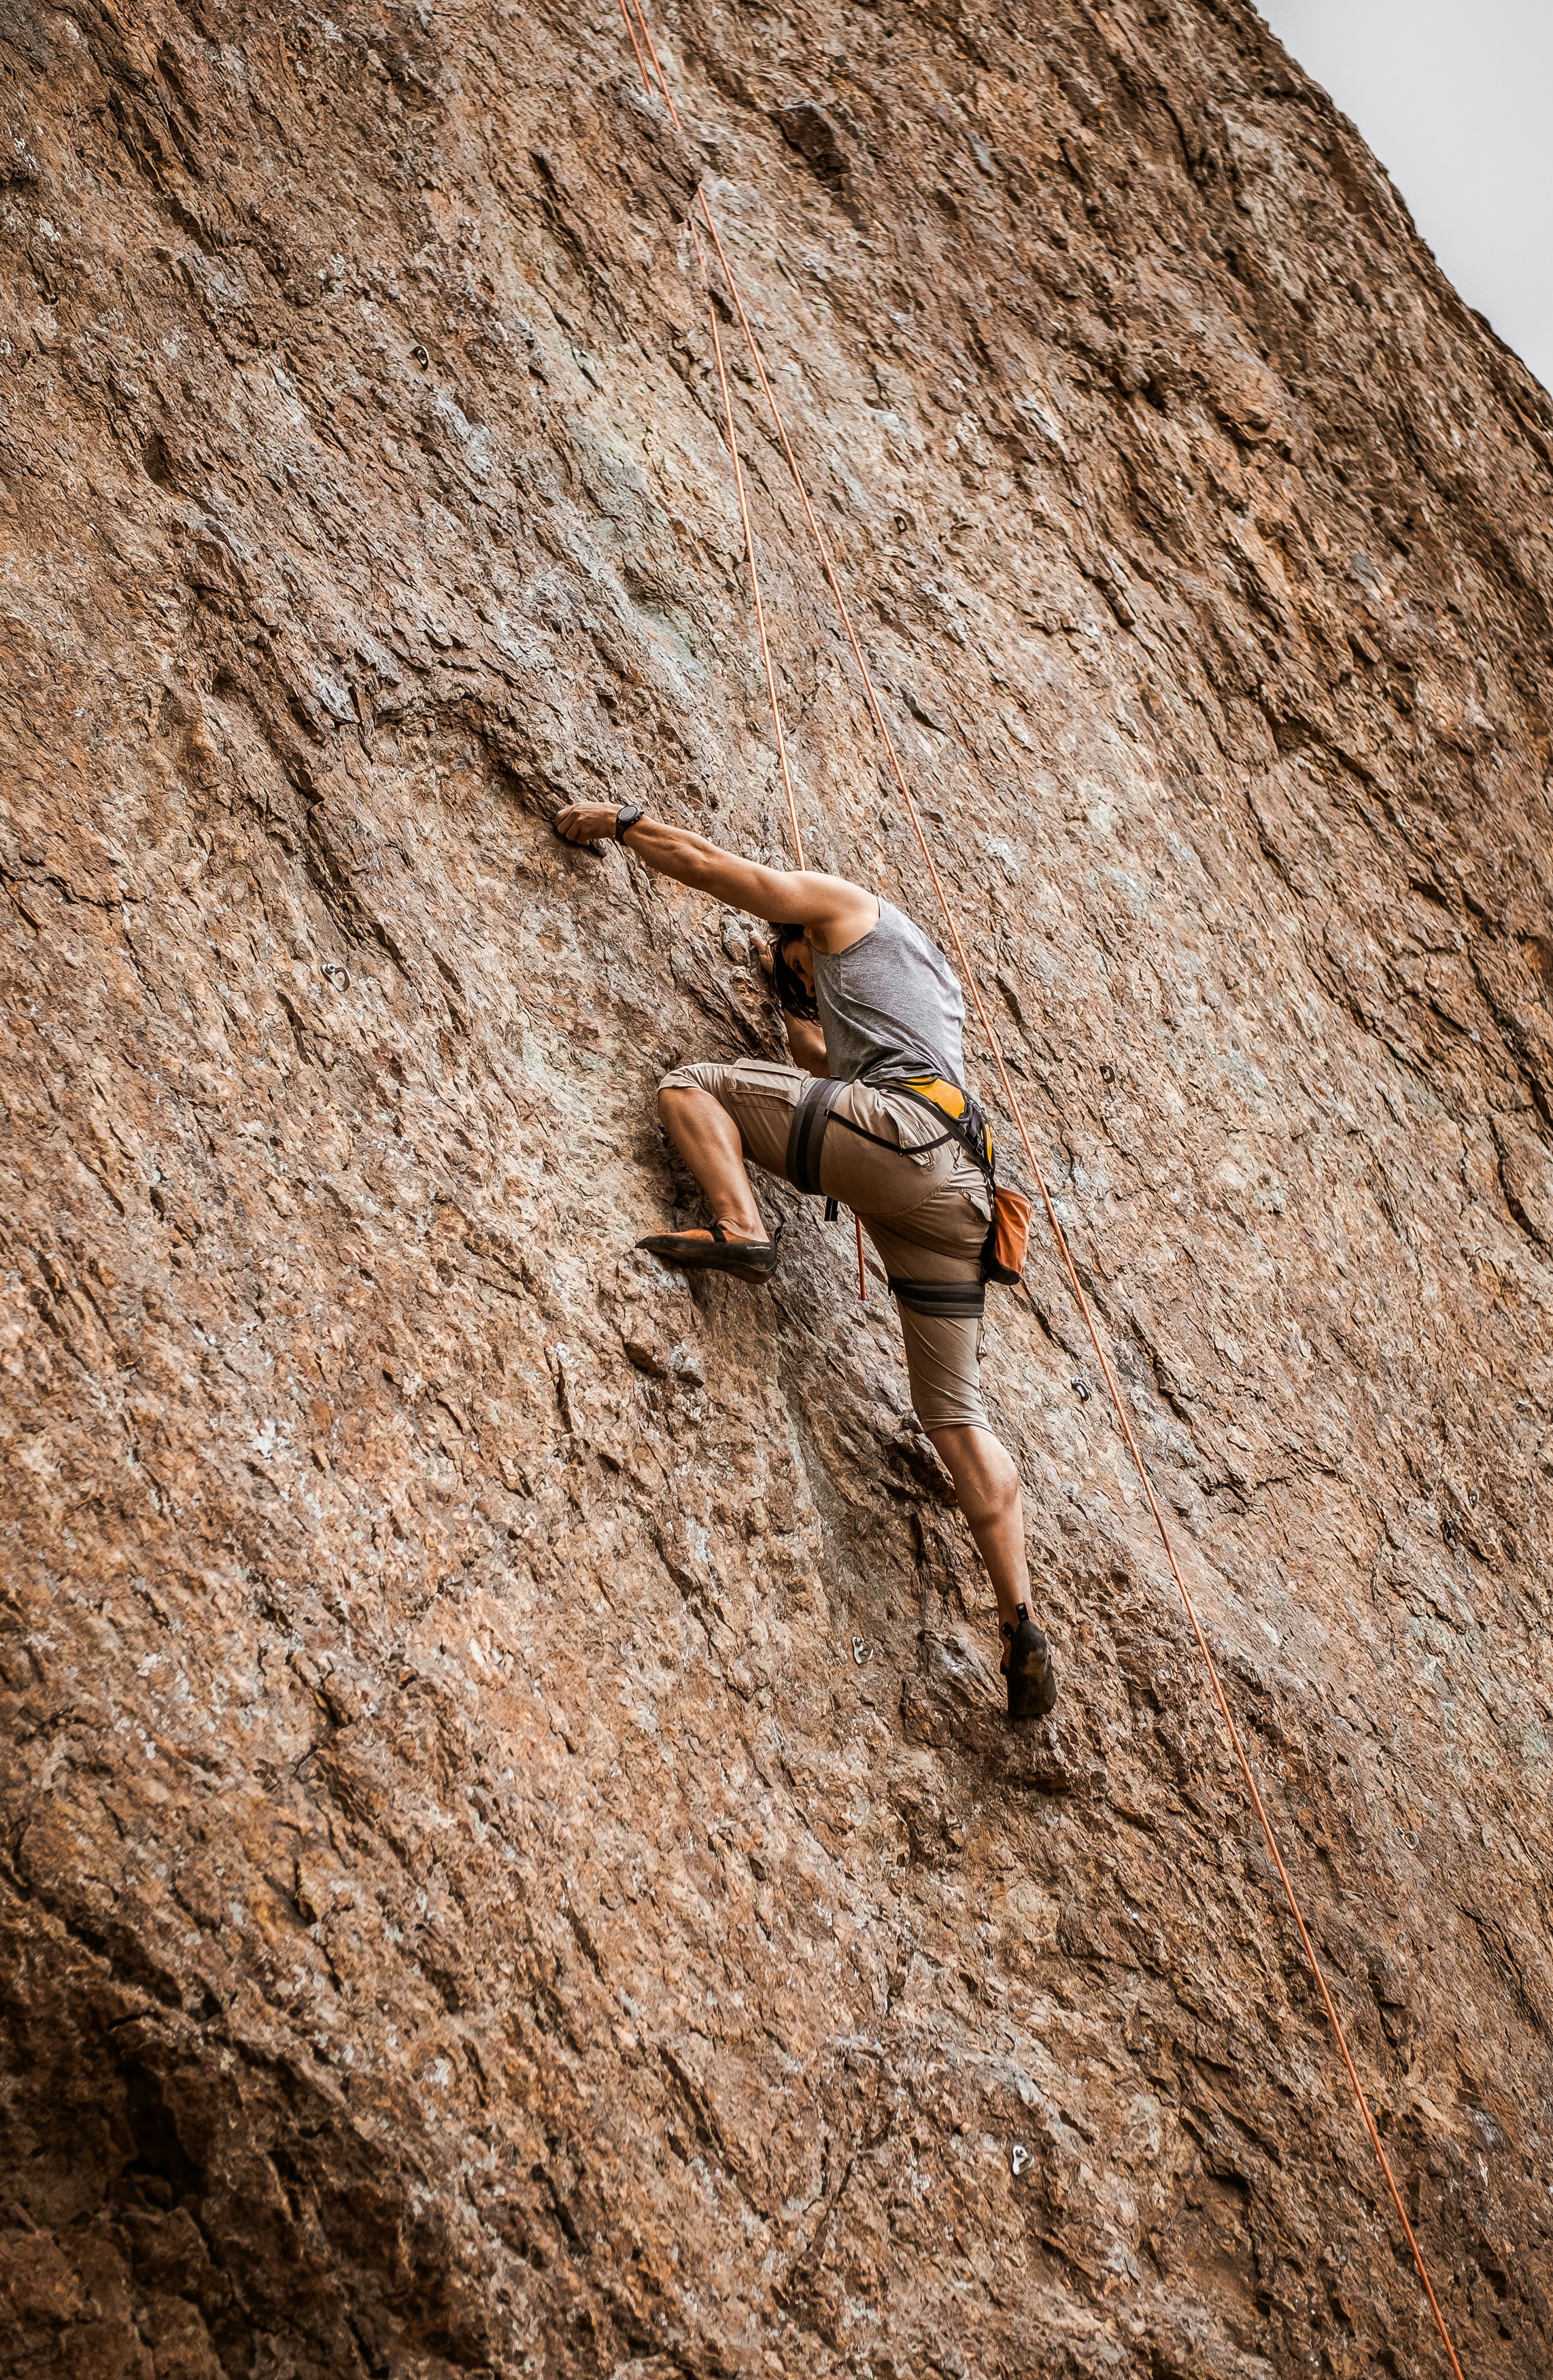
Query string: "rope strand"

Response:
xmin=694 ymin=219 xmax=806 ymax=872
xmin=635 ymin=0 xmax=873 ymax=1298
xmin=615 ymin=14 xmax=1464 ymax=2371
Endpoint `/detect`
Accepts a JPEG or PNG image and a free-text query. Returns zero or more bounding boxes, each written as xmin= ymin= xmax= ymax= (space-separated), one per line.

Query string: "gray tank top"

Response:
xmin=812 ymin=899 xmax=967 ymax=1086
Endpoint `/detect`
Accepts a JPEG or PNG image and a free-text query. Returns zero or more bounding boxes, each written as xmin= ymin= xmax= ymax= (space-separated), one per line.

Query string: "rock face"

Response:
xmin=3 ymin=1 xmax=1552 ymax=2373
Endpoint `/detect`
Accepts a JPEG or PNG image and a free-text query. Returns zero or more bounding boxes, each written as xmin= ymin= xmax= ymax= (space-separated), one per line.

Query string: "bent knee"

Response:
xmin=927 ymin=1419 xmax=1015 ymax=1498
xmin=914 ymin=1384 xmax=992 ymax=1435
xmin=658 ymin=1069 xmax=734 ymax=1133
xmin=981 ymin=1445 xmax=1021 ymax=1515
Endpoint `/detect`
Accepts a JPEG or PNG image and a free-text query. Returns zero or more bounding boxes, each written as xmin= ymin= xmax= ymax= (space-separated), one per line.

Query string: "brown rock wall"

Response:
xmin=1 ymin=3 xmax=1551 ymax=2375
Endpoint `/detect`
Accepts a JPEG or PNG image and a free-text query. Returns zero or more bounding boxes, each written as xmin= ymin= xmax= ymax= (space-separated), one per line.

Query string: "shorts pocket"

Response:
xmin=855 ymin=1089 xmax=950 ymax=1165
xmin=732 ymin=1061 xmax=808 ymax=1105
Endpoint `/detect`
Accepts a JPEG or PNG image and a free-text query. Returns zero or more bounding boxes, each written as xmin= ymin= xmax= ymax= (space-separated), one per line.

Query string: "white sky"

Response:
xmin=1257 ymin=0 xmax=1553 ymax=394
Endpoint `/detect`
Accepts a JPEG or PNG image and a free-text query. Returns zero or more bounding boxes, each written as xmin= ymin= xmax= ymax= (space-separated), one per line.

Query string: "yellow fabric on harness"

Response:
xmin=895 ymin=1071 xmax=967 ymax=1119
xmin=892 ymin=1073 xmax=994 ymax=1169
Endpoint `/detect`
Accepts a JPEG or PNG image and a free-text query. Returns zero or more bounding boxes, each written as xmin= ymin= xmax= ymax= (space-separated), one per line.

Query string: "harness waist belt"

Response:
xmin=887 ymin=1277 xmax=986 ymax=1319
xmin=785 ymin=1075 xmax=844 ymax=1195
xmin=882 ymin=1074 xmax=994 ymax=1174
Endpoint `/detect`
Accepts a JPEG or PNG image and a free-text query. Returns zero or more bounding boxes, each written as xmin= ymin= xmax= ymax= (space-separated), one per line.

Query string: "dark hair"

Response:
xmin=772 ymin=924 xmax=819 ymax=1020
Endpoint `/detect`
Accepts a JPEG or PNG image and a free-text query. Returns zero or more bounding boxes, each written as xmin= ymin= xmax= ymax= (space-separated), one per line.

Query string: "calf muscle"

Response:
xmin=657 ymin=1086 xmax=765 ymax=1239
xmin=927 ymin=1424 xmax=1031 ymax=1627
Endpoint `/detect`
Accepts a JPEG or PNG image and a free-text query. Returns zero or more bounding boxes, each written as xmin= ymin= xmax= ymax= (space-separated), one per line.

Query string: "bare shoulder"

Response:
xmin=725 ymin=855 xmax=878 ymax=938
xmin=802 ymin=874 xmax=880 ymax=954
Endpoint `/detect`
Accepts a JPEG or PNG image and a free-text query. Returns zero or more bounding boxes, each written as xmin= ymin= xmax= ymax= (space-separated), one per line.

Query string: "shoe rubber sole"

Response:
xmin=637 ymin=1232 xmax=781 ymax=1284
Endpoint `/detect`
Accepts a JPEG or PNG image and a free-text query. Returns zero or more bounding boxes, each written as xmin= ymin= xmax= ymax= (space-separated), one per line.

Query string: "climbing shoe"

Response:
xmin=636 ymin=1220 xmax=783 ymax=1285
xmin=1000 ymin=1606 xmax=1057 ymax=1721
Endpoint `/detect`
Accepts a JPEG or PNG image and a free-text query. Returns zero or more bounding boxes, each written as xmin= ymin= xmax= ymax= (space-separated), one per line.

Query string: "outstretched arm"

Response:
xmin=553 ymin=803 xmax=876 ymax=953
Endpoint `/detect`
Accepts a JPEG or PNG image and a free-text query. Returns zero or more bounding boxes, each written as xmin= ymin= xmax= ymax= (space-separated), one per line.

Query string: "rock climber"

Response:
xmin=553 ymin=799 xmax=1057 ymax=1721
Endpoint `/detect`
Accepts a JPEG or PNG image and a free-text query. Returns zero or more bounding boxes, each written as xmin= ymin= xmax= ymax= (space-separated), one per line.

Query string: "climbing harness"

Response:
xmin=611 ymin=9 xmax=1467 ymax=2373
xmin=885 ymin=1071 xmax=992 ymax=1165
xmin=883 ymin=1074 xmax=1033 ymax=1285
xmin=782 ymin=1073 xmax=844 ymax=1198
xmin=786 ymin=1067 xmax=1032 ymax=1289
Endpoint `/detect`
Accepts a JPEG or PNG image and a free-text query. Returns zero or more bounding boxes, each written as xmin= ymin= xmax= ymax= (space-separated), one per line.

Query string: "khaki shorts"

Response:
xmin=657 ymin=1056 xmax=993 ymax=1433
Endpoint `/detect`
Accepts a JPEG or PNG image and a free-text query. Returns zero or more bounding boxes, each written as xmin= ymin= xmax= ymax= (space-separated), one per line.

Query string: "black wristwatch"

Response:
xmin=615 ymin=804 xmax=645 ymax=840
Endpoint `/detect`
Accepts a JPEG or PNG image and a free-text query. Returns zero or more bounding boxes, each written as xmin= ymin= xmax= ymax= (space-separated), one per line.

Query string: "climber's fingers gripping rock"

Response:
xmin=553 ymin=801 xmax=628 ymax=845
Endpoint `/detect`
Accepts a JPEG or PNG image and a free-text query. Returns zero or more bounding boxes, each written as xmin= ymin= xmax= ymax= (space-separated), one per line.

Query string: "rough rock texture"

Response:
xmin=3 ymin=2 xmax=1552 ymax=2375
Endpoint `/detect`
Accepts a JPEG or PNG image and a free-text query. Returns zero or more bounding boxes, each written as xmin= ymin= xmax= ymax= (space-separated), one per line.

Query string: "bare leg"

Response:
xmin=657 ymin=1086 xmax=766 ymax=1240
xmin=926 ymin=1424 xmax=1031 ymax=1628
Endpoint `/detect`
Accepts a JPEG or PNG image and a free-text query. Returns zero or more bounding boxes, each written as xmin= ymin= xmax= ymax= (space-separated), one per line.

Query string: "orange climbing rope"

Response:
xmin=695 ymin=220 xmax=806 ymax=873
xmin=652 ymin=20 xmax=869 ymax=1298
xmin=613 ymin=10 xmax=1465 ymax=2371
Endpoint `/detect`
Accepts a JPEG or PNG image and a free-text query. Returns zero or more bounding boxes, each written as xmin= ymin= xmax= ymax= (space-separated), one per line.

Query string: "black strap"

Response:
xmin=887 ymin=1276 xmax=986 ymax=1319
xmin=787 ymin=1077 xmax=959 ymax=1196
xmin=709 ymin=1220 xmax=783 ymax=1249
xmin=785 ymin=1075 xmax=844 ymax=1195
xmin=884 ymin=1082 xmax=994 ymax=1179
